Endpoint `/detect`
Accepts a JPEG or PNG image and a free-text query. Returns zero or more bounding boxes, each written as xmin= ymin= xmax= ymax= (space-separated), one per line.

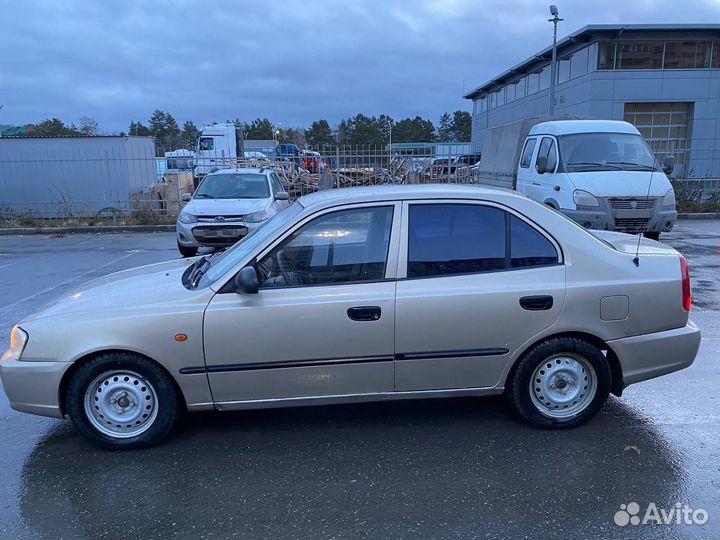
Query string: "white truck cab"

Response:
xmin=513 ymin=120 xmax=676 ymax=238
xmin=194 ymin=123 xmax=245 ymax=182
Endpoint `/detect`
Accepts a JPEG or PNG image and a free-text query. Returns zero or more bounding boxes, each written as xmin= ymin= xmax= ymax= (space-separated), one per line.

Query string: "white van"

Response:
xmin=475 ymin=119 xmax=677 ymax=239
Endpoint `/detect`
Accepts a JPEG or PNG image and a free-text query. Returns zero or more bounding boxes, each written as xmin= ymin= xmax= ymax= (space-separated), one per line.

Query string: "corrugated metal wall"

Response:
xmin=0 ymin=136 xmax=157 ymax=217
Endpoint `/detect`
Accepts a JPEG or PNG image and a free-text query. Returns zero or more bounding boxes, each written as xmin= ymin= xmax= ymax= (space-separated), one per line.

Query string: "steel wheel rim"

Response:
xmin=529 ymin=354 xmax=597 ymax=419
xmin=83 ymin=370 xmax=158 ymax=438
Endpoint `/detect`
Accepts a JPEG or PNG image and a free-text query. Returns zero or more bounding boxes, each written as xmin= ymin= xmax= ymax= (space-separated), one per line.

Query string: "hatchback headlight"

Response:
xmin=244 ymin=211 xmax=268 ymax=223
xmin=178 ymin=212 xmax=198 ymax=224
xmin=662 ymin=188 xmax=676 ymax=208
xmin=573 ymin=189 xmax=600 ymax=208
xmin=1 ymin=325 xmax=28 ymax=362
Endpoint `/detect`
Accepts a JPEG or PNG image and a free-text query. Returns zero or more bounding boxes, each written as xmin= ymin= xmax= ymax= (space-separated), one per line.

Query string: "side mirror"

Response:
xmin=536 ymin=156 xmax=548 ymax=174
xmin=181 ymin=193 xmax=192 ymax=202
xmin=662 ymin=156 xmax=676 ymax=175
xmin=234 ymin=266 xmax=259 ymax=294
xmin=275 ymin=191 xmax=290 ymax=201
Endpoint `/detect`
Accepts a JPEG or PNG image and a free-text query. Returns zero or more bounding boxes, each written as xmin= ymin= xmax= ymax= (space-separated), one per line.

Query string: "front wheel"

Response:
xmin=177 ymin=241 xmax=198 ymax=258
xmin=508 ymin=337 xmax=611 ymax=429
xmin=66 ymin=353 xmax=182 ymax=450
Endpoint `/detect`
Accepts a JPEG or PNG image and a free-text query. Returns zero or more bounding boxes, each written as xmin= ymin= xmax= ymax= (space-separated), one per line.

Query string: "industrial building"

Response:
xmin=464 ymin=24 xmax=720 ymax=178
xmin=0 ymin=136 xmax=157 ymax=217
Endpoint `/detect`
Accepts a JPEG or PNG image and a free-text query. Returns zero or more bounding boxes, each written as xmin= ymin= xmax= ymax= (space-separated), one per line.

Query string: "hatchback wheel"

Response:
xmin=66 ymin=353 xmax=182 ymax=449
xmin=508 ymin=337 xmax=611 ymax=428
xmin=177 ymin=241 xmax=198 ymax=258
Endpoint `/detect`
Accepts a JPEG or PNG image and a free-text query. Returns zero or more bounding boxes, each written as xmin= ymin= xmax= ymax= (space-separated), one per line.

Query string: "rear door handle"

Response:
xmin=519 ymin=295 xmax=554 ymax=311
xmin=347 ymin=306 xmax=381 ymax=321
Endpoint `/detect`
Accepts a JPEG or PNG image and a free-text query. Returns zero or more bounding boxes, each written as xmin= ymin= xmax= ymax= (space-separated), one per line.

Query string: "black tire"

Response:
xmin=177 ymin=242 xmax=198 ymax=258
xmin=643 ymin=231 xmax=661 ymax=241
xmin=65 ymin=353 xmax=182 ymax=450
xmin=508 ymin=337 xmax=611 ymax=429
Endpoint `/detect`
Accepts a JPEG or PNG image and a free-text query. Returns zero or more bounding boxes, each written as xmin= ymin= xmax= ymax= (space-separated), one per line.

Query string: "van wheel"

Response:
xmin=508 ymin=337 xmax=611 ymax=429
xmin=177 ymin=242 xmax=198 ymax=257
xmin=643 ymin=231 xmax=660 ymax=241
xmin=65 ymin=353 xmax=182 ymax=450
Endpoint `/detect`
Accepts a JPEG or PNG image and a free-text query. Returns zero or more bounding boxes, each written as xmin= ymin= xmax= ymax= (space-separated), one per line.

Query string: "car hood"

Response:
xmin=183 ymin=198 xmax=269 ymax=217
xmin=565 ymin=171 xmax=672 ymax=197
xmin=21 ymin=258 xmax=201 ymax=323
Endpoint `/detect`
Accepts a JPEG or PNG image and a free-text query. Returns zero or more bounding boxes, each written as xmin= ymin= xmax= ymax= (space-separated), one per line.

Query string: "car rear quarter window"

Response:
xmin=510 ymin=215 xmax=559 ymax=267
xmin=408 ymin=204 xmax=506 ymax=278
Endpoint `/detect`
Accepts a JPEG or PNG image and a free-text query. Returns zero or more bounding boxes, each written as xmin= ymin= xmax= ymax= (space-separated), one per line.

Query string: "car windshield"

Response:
xmin=194 ymin=173 xmax=270 ymax=199
xmin=195 ymin=202 xmax=304 ymax=288
xmin=559 ymin=132 xmax=659 ymax=172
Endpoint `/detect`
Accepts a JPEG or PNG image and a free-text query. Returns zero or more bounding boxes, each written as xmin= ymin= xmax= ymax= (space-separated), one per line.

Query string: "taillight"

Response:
xmin=680 ymin=256 xmax=692 ymax=311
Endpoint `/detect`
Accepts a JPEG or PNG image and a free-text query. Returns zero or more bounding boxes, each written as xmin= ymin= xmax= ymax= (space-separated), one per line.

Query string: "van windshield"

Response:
xmin=559 ymin=132 xmax=659 ymax=172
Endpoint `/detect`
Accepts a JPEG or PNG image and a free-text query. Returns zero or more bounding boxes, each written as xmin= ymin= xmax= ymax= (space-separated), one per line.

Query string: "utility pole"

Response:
xmin=548 ymin=5 xmax=563 ymax=116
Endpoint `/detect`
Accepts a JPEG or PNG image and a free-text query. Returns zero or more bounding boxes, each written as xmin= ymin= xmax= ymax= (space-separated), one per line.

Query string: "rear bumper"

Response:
xmin=608 ymin=321 xmax=701 ymax=387
xmin=0 ymin=358 xmax=69 ymax=419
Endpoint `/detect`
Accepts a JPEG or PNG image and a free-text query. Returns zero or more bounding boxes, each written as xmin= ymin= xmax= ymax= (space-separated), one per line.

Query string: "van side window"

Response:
xmin=536 ymin=137 xmax=558 ymax=173
xmin=520 ymin=139 xmax=537 ymax=168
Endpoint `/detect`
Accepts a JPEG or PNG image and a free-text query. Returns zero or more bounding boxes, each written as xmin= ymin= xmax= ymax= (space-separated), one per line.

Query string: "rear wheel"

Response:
xmin=509 ymin=337 xmax=611 ymax=428
xmin=66 ymin=353 xmax=182 ymax=450
xmin=177 ymin=241 xmax=198 ymax=258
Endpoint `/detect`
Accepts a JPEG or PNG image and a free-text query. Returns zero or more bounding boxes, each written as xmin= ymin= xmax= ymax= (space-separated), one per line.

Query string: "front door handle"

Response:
xmin=347 ymin=306 xmax=381 ymax=321
xmin=519 ymin=295 xmax=554 ymax=311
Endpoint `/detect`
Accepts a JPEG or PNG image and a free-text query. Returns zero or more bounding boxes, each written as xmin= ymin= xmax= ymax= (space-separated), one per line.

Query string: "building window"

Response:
xmin=624 ymin=102 xmax=691 ymax=169
xmin=496 ymin=88 xmax=505 ymax=107
xmin=570 ymin=46 xmax=589 ymax=78
xmin=714 ymin=42 xmax=720 ymax=68
xmin=515 ymin=77 xmax=527 ymax=99
xmin=664 ymin=41 xmax=711 ymax=69
xmin=527 ymin=72 xmax=540 ymax=94
xmin=557 ymin=57 xmax=571 ymax=83
xmin=506 ymin=83 xmax=516 ymax=103
xmin=539 ymin=67 xmax=550 ymax=90
xmin=618 ymin=42 xmax=664 ymax=69
xmin=597 ymin=42 xmax=616 ymax=69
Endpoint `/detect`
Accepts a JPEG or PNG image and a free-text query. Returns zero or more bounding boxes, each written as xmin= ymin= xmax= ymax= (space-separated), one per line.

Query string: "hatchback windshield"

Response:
xmin=195 ymin=173 xmax=270 ymax=199
xmin=559 ymin=132 xmax=659 ymax=172
xmin=195 ymin=202 xmax=304 ymax=288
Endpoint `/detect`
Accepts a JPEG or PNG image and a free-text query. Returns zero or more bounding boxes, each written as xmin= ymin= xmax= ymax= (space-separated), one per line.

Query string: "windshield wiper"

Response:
xmin=567 ymin=161 xmax=622 ymax=170
xmin=189 ymin=256 xmax=210 ymax=288
xmin=606 ymin=161 xmax=658 ymax=171
xmin=193 ymin=193 xmax=214 ymax=198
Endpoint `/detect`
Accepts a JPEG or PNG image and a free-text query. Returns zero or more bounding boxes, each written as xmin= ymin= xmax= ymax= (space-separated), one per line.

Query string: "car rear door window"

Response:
xmin=510 ymin=215 xmax=559 ymax=267
xmin=257 ymin=206 xmax=394 ymax=287
xmin=407 ymin=204 xmax=506 ymax=278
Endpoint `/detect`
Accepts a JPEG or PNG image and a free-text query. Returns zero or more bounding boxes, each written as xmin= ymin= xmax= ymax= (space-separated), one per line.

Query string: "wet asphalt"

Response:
xmin=0 ymin=224 xmax=718 ymax=539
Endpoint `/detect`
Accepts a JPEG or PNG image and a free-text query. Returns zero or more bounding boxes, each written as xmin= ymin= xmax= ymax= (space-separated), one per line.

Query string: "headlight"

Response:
xmin=1 ymin=325 xmax=28 ymax=362
xmin=662 ymin=188 xmax=676 ymax=208
xmin=573 ymin=189 xmax=600 ymax=208
xmin=244 ymin=211 xmax=268 ymax=223
xmin=178 ymin=212 xmax=197 ymax=224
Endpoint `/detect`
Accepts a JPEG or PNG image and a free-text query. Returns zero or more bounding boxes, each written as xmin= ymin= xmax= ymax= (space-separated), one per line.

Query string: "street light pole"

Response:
xmin=548 ymin=5 xmax=563 ymax=116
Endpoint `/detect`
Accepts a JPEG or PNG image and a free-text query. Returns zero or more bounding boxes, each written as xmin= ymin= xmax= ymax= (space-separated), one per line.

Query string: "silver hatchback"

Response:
xmin=176 ymin=167 xmax=290 ymax=257
xmin=1 ymin=185 xmax=700 ymax=449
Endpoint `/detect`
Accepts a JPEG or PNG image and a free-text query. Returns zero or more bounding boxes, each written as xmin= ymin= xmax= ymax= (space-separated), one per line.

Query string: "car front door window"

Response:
xmin=257 ymin=206 xmax=394 ymax=288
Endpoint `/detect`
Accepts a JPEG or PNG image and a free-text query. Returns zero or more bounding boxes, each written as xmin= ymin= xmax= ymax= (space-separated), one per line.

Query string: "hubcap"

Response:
xmin=529 ymin=354 xmax=597 ymax=419
xmin=83 ymin=370 xmax=158 ymax=438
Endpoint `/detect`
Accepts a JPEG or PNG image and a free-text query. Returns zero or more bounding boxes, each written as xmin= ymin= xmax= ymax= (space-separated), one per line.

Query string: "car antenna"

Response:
xmin=633 ymin=167 xmax=656 ymax=267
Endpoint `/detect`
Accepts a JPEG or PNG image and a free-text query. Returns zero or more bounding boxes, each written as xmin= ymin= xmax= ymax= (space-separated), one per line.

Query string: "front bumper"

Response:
xmin=561 ymin=197 xmax=677 ymax=234
xmin=608 ymin=321 xmax=701 ymax=387
xmin=0 ymin=358 xmax=70 ymax=418
xmin=176 ymin=220 xmax=261 ymax=248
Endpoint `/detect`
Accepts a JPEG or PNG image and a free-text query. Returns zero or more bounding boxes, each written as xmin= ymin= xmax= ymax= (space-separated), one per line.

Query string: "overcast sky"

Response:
xmin=1 ymin=0 xmax=719 ymax=133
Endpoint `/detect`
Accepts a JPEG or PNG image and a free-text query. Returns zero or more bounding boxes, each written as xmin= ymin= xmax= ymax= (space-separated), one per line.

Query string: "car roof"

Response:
xmin=209 ymin=167 xmax=270 ymax=176
xmin=297 ymin=184 xmax=525 ymax=210
xmin=529 ymin=120 xmax=640 ymax=136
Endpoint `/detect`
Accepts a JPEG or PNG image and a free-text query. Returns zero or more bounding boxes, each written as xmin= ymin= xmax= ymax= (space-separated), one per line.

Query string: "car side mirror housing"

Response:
xmin=181 ymin=193 xmax=192 ymax=202
xmin=536 ymin=156 xmax=548 ymax=175
xmin=663 ymin=156 xmax=675 ymax=175
xmin=275 ymin=192 xmax=290 ymax=201
xmin=234 ymin=266 xmax=259 ymax=294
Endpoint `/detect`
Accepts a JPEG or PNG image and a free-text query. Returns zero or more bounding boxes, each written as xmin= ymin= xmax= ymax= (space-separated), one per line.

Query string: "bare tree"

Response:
xmin=79 ymin=116 xmax=99 ymax=136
